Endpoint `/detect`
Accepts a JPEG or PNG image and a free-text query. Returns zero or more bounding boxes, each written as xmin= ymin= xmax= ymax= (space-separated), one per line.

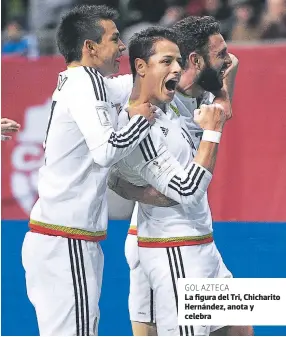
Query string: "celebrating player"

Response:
xmin=110 ymin=17 xmax=252 ymax=336
xmin=21 ymin=5 xmax=156 ymax=336
xmin=110 ymin=24 xmax=231 ymax=336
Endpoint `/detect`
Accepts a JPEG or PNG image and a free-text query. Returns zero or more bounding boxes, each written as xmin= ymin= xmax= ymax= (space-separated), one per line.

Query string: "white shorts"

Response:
xmin=139 ymin=242 xmax=232 ymax=336
xmin=22 ymin=232 xmax=104 ymax=336
xmin=125 ymin=233 xmax=155 ymax=323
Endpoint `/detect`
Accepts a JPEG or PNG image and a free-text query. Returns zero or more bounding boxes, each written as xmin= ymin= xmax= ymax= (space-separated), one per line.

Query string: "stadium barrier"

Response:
xmin=2 ymin=44 xmax=286 ymax=222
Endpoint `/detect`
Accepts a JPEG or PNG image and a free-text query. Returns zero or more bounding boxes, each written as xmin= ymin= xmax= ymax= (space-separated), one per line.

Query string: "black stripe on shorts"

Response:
xmin=68 ymin=239 xmax=90 ymax=335
xmin=166 ymin=247 xmax=194 ymax=336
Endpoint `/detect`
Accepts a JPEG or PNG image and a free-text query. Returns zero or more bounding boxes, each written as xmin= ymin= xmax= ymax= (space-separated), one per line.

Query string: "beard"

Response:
xmin=196 ymin=63 xmax=223 ymax=92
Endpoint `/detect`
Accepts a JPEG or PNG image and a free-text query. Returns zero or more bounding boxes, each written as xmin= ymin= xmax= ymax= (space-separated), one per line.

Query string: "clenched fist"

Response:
xmin=194 ymin=103 xmax=226 ymax=132
xmin=127 ymin=103 xmax=157 ymax=124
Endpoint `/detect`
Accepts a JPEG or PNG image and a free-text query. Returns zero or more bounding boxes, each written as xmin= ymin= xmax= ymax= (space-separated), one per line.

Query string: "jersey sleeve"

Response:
xmin=117 ymin=126 xmax=212 ymax=207
xmin=104 ymin=74 xmax=133 ymax=105
xmin=68 ymin=68 xmax=150 ymax=167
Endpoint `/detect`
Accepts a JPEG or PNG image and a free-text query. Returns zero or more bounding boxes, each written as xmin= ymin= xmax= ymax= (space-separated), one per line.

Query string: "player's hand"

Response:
xmin=194 ymin=103 xmax=226 ymax=132
xmin=1 ymin=135 xmax=12 ymax=141
xmin=223 ymin=53 xmax=239 ymax=79
xmin=127 ymin=103 xmax=156 ymax=124
xmin=1 ymin=118 xmax=21 ymax=134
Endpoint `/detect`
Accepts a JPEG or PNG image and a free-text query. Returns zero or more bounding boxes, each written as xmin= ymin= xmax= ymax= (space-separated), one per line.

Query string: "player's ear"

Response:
xmin=135 ymin=58 xmax=147 ymax=78
xmin=84 ymin=40 xmax=98 ymax=57
xmin=189 ymin=52 xmax=203 ymax=70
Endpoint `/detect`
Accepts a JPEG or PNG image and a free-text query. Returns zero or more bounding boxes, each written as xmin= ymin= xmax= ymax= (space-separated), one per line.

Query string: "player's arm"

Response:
xmin=68 ymin=71 xmax=155 ymax=167
xmin=212 ymin=53 xmax=239 ymax=120
xmin=118 ymin=104 xmax=226 ymax=206
xmin=108 ymin=166 xmax=178 ymax=207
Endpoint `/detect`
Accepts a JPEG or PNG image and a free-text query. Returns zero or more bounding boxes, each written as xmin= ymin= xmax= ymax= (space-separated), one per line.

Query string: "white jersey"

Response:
xmin=117 ymin=99 xmax=214 ymax=247
xmin=126 ymin=90 xmax=216 ymax=236
xmin=174 ymin=90 xmax=215 ymax=148
xmin=30 ymin=67 xmax=150 ymax=238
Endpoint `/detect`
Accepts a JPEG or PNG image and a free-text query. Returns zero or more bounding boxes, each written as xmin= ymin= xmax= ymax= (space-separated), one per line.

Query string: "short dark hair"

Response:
xmin=128 ymin=26 xmax=179 ymax=79
xmin=56 ymin=4 xmax=118 ymax=63
xmin=173 ymin=16 xmax=220 ymax=66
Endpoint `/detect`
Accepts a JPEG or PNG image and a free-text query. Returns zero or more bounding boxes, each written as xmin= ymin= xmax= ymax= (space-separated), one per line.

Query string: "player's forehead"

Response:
xmin=207 ymin=33 xmax=227 ymax=56
xmin=152 ymin=39 xmax=181 ymax=59
xmin=99 ymin=19 xmax=119 ymax=38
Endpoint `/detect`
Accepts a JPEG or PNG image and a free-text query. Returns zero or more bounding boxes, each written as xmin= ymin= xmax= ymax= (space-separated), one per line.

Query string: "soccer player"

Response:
xmin=21 ymin=5 xmax=156 ymax=336
xmin=110 ymin=25 xmax=230 ymax=336
xmin=110 ymin=18 xmax=252 ymax=336
xmin=1 ymin=118 xmax=20 ymax=140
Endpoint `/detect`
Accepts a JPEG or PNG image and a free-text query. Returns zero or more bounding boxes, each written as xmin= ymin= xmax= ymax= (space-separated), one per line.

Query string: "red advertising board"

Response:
xmin=2 ymin=45 xmax=286 ymax=221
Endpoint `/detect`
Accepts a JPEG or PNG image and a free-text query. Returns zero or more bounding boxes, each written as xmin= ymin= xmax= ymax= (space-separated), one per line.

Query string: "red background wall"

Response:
xmin=2 ymin=44 xmax=286 ymax=221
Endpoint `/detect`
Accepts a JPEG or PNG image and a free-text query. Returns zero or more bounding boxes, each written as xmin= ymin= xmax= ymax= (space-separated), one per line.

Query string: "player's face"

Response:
xmin=144 ymin=39 xmax=182 ymax=104
xmin=196 ymin=34 xmax=232 ymax=92
xmin=95 ymin=20 xmax=126 ymax=76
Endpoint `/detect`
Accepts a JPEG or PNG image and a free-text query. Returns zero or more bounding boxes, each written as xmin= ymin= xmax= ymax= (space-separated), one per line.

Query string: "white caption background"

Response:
xmin=178 ymin=278 xmax=286 ymax=326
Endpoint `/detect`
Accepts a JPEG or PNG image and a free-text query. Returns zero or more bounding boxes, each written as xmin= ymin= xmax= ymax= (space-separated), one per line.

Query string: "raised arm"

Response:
xmin=117 ymin=103 xmax=226 ymax=206
xmin=213 ymin=53 xmax=239 ymax=120
xmin=68 ymin=70 xmax=155 ymax=167
xmin=223 ymin=53 xmax=239 ymax=101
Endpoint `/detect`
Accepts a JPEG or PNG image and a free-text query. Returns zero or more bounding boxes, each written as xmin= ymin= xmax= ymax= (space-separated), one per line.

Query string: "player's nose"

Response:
xmin=119 ymin=39 xmax=126 ymax=52
xmin=172 ymin=60 xmax=182 ymax=74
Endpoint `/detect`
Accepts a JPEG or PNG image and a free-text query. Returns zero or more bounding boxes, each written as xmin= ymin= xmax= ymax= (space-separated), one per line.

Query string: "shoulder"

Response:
xmin=67 ymin=67 xmax=108 ymax=102
xmin=68 ymin=66 xmax=105 ymax=86
xmin=104 ymin=74 xmax=132 ymax=89
xmin=104 ymin=74 xmax=133 ymax=104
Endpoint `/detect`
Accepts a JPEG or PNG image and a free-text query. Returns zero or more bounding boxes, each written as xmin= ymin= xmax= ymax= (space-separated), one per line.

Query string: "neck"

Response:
xmin=177 ymin=74 xmax=204 ymax=98
xmin=67 ymin=58 xmax=106 ymax=76
xmin=129 ymin=77 xmax=165 ymax=111
xmin=176 ymin=66 xmax=204 ymax=98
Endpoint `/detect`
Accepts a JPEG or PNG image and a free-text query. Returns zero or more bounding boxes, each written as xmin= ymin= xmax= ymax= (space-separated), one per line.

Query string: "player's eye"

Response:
xmin=112 ymin=35 xmax=119 ymax=43
xmin=163 ymin=59 xmax=171 ymax=65
xmin=177 ymin=59 xmax=183 ymax=68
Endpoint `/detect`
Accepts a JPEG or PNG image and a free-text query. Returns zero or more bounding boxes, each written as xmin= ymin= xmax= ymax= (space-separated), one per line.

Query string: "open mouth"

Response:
xmin=165 ymin=78 xmax=178 ymax=92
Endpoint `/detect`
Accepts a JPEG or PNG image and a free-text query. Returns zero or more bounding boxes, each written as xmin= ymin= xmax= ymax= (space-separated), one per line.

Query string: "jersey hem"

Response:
xmin=29 ymin=219 xmax=107 ymax=242
xmin=137 ymin=233 xmax=213 ymax=248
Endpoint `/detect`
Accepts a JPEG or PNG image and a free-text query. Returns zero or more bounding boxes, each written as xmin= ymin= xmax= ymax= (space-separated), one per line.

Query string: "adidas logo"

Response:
xmin=160 ymin=127 xmax=169 ymax=136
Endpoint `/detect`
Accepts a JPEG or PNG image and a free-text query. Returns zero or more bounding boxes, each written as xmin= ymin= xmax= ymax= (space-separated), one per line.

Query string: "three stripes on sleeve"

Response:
xmin=168 ymin=163 xmax=206 ymax=196
xmin=138 ymin=130 xmax=206 ymax=197
xmin=84 ymin=66 xmax=150 ymax=149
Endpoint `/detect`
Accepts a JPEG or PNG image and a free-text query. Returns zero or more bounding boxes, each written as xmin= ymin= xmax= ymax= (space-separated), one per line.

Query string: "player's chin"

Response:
xmin=163 ymin=88 xmax=176 ymax=102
